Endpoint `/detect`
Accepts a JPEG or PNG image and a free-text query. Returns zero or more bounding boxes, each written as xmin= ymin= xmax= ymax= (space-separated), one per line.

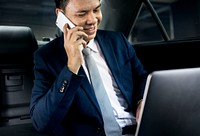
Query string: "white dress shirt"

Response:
xmin=81 ymin=39 xmax=136 ymax=127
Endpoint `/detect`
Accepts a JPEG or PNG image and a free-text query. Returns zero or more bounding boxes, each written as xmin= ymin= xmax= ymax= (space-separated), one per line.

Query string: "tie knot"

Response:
xmin=82 ymin=47 xmax=91 ymax=56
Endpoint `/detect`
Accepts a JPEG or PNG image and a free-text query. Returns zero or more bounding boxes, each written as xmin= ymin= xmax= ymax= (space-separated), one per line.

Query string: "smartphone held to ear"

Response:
xmin=56 ymin=11 xmax=75 ymax=32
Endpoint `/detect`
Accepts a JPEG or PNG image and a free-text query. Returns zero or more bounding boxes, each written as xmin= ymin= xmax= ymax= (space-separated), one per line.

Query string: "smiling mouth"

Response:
xmin=84 ymin=27 xmax=96 ymax=35
xmin=84 ymin=27 xmax=95 ymax=31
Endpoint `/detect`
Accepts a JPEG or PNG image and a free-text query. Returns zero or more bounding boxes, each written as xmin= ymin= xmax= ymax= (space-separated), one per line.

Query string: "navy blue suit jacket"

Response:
xmin=30 ymin=30 xmax=147 ymax=136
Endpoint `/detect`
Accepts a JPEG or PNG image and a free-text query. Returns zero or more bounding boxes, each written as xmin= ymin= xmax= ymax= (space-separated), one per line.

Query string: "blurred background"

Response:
xmin=0 ymin=0 xmax=200 ymax=44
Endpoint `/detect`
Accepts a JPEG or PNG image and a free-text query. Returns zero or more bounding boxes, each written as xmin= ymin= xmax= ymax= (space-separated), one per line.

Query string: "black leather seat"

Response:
xmin=0 ymin=25 xmax=38 ymax=126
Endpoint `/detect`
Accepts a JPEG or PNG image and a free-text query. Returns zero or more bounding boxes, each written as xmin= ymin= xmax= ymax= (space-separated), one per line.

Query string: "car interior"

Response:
xmin=0 ymin=25 xmax=37 ymax=126
xmin=0 ymin=26 xmax=44 ymax=135
xmin=0 ymin=0 xmax=200 ymax=135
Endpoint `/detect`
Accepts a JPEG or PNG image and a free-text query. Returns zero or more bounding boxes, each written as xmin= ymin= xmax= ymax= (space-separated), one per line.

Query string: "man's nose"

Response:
xmin=86 ymin=12 xmax=97 ymax=24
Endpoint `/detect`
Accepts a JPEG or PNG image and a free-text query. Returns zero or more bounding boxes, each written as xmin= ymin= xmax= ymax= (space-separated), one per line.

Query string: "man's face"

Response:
xmin=64 ymin=0 xmax=102 ymax=42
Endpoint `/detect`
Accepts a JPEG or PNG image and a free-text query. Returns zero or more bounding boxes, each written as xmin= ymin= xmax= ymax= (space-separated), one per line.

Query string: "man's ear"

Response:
xmin=55 ymin=8 xmax=62 ymax=16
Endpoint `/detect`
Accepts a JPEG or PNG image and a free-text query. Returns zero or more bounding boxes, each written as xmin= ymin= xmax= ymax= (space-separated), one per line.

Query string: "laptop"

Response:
xmin=135 ymin=67 xmax=200 ymax=136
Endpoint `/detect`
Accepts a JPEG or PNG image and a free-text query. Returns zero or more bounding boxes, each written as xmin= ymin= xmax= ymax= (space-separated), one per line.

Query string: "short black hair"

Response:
xmin=54 ymin=0 xmax=101 ymax=10
xmin=54 ymin=0 xmax=69 ymax=10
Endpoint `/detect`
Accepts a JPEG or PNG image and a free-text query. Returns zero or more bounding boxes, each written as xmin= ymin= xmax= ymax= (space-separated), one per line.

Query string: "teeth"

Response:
xmin=85 ymin=27 xmax=94 ymax=30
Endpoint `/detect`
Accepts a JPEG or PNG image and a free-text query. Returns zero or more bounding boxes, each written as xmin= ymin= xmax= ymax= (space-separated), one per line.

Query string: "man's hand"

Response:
xmin=63 ymin=24 xmax=88 ymax=74
xmin=136 ymin=100 xmax=143 ymax=123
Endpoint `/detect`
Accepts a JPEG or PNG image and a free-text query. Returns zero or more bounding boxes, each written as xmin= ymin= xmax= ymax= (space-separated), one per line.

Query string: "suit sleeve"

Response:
xmin=30 ymin=49 xmax=84 ymax=133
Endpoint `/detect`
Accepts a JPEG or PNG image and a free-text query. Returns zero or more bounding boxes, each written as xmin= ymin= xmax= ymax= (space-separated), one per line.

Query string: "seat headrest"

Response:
xmin=0 ymin=26 xmax=38 ymax=64
xmin=0 ymin=26 xmax=38 ymax=54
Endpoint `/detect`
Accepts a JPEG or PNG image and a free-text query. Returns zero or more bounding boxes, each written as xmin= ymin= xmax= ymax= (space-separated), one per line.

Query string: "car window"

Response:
xmin=128 ymin=0 xmax=200 ymax=44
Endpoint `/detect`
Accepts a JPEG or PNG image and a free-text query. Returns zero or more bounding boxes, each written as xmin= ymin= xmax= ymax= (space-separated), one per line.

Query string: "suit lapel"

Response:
xmin=78 ymin=67 xmax=103 ymax=117
xmin=95 ymin=32 xmax=126 ymax=98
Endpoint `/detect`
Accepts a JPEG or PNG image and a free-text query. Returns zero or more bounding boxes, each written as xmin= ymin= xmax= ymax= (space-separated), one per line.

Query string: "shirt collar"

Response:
xmin=87 ymin=39 xmax=99 ymax=53
xmin=80 ymin=39 xmax=99 ymax=53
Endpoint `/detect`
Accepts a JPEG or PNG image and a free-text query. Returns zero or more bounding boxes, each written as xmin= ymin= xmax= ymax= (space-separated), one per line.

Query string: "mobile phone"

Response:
xmin=56 ymin=11 xmax=75 ymax=32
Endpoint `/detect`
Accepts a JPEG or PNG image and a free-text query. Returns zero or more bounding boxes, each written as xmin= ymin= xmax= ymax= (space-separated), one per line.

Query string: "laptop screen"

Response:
xmin=135 ymin=67 xmax=200 ymax=136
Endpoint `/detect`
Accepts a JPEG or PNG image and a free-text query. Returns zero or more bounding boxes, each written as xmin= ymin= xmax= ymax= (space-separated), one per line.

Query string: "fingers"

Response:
xmin=136 ymin=100 xmax=143 ymax=123
xmin=71 ymin=31 xmax=88 ymax=42
xmin=63 ymin=23 xmax=88 ymax=47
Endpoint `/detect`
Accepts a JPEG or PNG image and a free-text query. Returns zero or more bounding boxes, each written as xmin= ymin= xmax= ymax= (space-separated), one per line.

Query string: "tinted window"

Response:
xmin=128 ymin=0 xmax=200 ymax=44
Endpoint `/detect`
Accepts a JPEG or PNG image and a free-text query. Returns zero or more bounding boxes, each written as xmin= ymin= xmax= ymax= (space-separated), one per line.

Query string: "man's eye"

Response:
xmin=94 ymin=10 xmax=98 ymax=13
xmin=94 ymin=8 xmax=100 ymax=13
xmin=77 ymin=13 xmax=86 ymax=17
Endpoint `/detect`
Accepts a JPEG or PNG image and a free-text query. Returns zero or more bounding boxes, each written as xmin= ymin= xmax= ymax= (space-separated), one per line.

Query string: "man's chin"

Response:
xmin=85 ymin=34 xmax=96 ymax=42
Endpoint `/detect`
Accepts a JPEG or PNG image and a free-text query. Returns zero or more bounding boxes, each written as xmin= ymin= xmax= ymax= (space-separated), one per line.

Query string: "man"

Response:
xmin=30 ymin=0 xmax=147 ymax=135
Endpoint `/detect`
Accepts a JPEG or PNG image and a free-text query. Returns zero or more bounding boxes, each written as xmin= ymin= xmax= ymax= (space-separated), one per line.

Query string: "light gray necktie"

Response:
xmin=82 ymin=47 xmax=122 ymax=136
